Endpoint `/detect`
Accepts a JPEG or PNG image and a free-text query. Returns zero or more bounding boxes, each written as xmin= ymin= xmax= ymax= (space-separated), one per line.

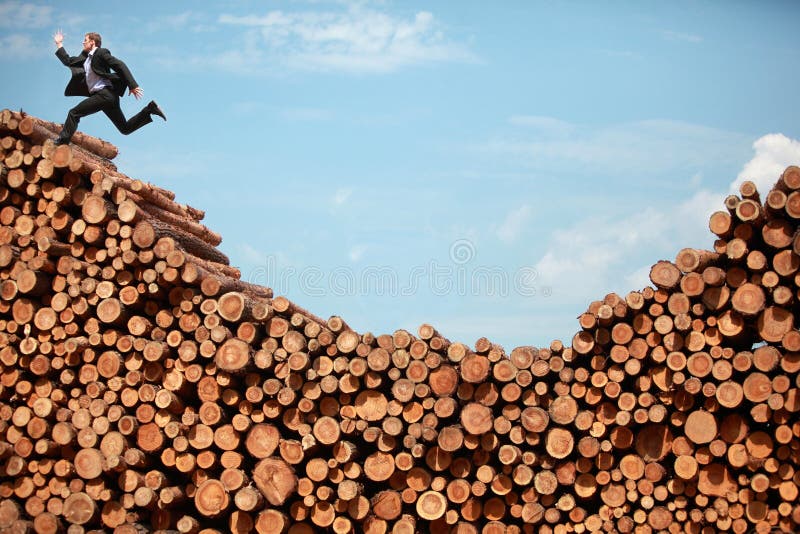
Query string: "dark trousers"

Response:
xmin=58 ymin=87 xmax=152 ymax=142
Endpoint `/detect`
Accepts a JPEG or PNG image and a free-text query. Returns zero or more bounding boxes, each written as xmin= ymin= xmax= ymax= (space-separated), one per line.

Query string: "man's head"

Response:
xmin=82 ymin=32 xmax=102 ymax=52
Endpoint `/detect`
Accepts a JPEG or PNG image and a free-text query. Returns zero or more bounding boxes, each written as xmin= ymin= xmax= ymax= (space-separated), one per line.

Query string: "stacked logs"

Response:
xmin=0 ymin=107 xmax=798 ymax=534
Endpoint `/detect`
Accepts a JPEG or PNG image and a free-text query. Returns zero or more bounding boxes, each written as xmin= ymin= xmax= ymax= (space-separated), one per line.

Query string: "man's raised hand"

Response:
xmin=53 ymin=29 xmax=63 ymax=49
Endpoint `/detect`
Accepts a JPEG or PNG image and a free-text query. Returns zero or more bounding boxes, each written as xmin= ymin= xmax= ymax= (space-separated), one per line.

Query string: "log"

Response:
xmin=416 ymin=491 xmax=447 ymax=521
xmin=194 ymin=479 xmax=229 ymax=518
xmin=252 ymin=457 xmax=297 ymax=506
xmin=684 ymin=410 xmax=718 ymax=444
xmin=675 ymin=248 xmax=719 ymax=273
xmin=545 ymin=428 xmax=574 ymax=459
xmin=731 ymin=283 xmax=765 ymax=315
xmin=460 ymin=403 xmax=493 ymax=435
xmin=245 ymin=424 xmax=280 ymax=459
xmin=20 ymin=114 xmax=119 ymax=159
xmin=62 ymin=492 xmax=97 ymax=525
xmin=371 ymin=490 xmax=402 ymax=521
xmin=215 ymin=338 xmax=252 ymax=372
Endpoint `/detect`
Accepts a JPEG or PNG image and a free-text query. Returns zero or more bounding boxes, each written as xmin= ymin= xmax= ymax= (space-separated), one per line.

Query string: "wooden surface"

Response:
xmin=0 ymin=108 xmax=799 ymax=533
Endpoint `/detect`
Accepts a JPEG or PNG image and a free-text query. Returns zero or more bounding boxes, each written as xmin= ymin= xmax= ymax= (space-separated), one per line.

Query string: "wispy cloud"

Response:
xmin=661 ymin=30 xmax=703 ymax=44
xmin=485 ymin=118 xmax=751 ymax=175
xmin=349 ymin=244 xmax=367 ymax=262
xmin=281 ymin=107 xmax=334 ymax=122
xmin=230 ymin=101 xmax=269 ymax=115
xmin=230 ymin=102 xmax=333 ymax=121
xmin=496 ymin=205 xmax=532 ymax=244
xmin=217 ymin=4 xmax=475 ymax=74
xmin=143 ymin=11 xmax=215 ymax=33
xmin=115 ymin=146 xmax=223 ymax=186
xmin=332 ymin=188 xmax=352 ymax=206
xmin=239 ymin=242 xmax=267 ymax=264
xmin=0 ymin=1 xmax=52 ymax=28
xmin=509 ymin=115 xmax=575 ymax=138
xmin=0 ymin=33 xmax=40 ymax=58
xmin=598 ymin=49 xmax=641 ymax=60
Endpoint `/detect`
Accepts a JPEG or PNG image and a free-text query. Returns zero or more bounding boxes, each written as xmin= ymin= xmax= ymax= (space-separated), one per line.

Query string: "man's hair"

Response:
xmin=85 ymin=32 xmax=102 ymax=47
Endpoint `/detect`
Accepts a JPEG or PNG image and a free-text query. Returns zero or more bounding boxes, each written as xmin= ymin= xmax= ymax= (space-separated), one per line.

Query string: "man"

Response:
xmin=53 ymin=30 xmax=166 ymax=145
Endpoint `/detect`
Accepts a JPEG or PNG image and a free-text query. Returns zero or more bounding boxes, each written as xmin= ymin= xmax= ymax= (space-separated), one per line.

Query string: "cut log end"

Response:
xmin=252 ymin=457 xmax=297 ymax=506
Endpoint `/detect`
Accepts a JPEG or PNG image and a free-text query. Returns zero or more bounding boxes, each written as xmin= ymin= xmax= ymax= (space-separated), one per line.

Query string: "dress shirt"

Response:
xmin=84 ymin=49 xmax=112 ymax=94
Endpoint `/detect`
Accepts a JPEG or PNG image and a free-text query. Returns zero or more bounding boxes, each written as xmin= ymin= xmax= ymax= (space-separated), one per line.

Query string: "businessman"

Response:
xmin=53 ymin=30 xmax=166 ymax=145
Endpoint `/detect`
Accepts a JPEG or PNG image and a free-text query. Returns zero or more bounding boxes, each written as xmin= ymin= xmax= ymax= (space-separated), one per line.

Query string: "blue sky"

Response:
xmin=3 ymin=1 xmax=800 ymax=351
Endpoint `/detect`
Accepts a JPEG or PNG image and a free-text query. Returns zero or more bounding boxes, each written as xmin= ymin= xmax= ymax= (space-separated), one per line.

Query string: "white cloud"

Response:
xmin=496 ymin=205 xmax=531 ymax=244
xmin=0 ymin=1 xmax=52 ymax=28
xmin=152 ymin=28 xmax=267 ymax=75
xmin=598 ymin=49 xmax=641 ymax=60
xmin=236 ymin=246 xmax=301 ymax=291
xmin=730 ymin=134 xmax=800 ymax=196
xmin=230 ymin=101 xmax=268 ymax=115
xmin=116 ymin=146 xmax=221 ymax=182
xmin=218 ymin=5 xmax=475 ymax=73
xmin=624 ymin=264 xmax=652 ymax=292
xmin=0 ymin=33 xmax=40 ymax=58
xmin=533 ymin=206 xmax=672 ymax=297
xmin=532 ymin=182 xmax=731 ymax=299
xmin=349 ymin=244 xmax=367 ymax=262
xmin=281 ymin=107 xmax=334 ymax=122
xmin=484 ymin=118 xmax=750 ymax=175
xmin=662 ymin=30 xmax=703 ymax=43
xmin=509 ymin=115 xmax=575 ymax=138
xmin=239 ymin=242 xmax=266 ymax=264
xmin=144 ymin=11 xmax=214 ymax=33
xmin=332 ymin=188 xmax=352 ymax=206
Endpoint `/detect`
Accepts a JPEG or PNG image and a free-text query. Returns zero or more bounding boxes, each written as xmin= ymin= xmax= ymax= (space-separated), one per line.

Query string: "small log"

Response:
xmin=675 ymin=248 xmax=719 ymax=273
xmin=245 ymin=424 xmax=280 ymax=459
xmin=252 ymin=457 xmax=297 ymax=506
xmin=460 ymin=402 xmax=493 ymax=435
xmin=684 ymin=410 xmax=718 ymax=444
xmin=194 ymin=479 xmax=230 ymax=518
xmin=371 ymin=490 xmax=402 ymax=521
xmin=254 ymin=509 xmax=288 ymax=534
xmin=62 ymin=492 xmax=97 ymax=525
xmin=708 ymin=211 xmax=733 ymax=238
xmin=215 ymin=338 xmax=252 ymax=372
xmin=697 ymin=464 xmax=737 ymax=498
xmin=364 ymin=451 xmax=396 ymax=482
xmin=757 ymin=306 xmax=793 ymax=342
xmin=545 ymin=428 xmax=574 ymax=459
xmin=416 ymin=491 xmax=447 ymax=521
xmin=731 ymin=283 xmax=765 ymax=316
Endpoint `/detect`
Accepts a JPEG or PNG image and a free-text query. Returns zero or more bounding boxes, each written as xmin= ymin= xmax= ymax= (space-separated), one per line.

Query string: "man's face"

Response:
xmin=82 ymin=35 xmax=94 ymax=53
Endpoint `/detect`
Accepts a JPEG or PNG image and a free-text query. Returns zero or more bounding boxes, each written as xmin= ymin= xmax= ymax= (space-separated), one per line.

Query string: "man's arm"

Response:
xmin=53 ymin=30 xmax=82 ymax=66
xmin=95 ymin=48 xmax=142 ymax=98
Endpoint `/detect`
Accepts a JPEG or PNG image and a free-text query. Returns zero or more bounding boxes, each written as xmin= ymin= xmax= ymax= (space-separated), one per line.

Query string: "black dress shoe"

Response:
xmin=53 ymin=137 xmax=69 ymax=146
xmin=148 ymin=101 xmax=167 ymax=121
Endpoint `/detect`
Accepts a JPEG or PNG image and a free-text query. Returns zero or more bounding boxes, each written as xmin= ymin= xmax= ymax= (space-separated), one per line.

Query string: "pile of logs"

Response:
xmin=0 ymin=107 xmax=798 ymax=534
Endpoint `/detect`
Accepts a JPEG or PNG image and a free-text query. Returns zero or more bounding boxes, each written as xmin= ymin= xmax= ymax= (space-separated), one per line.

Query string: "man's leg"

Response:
xmin=103 ymin=93 xmax=153 ymax=135
xmin=56 ymin=92 xmax=108 ymax=143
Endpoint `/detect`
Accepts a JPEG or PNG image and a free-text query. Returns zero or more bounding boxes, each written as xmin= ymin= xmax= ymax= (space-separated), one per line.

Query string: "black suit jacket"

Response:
xmin=56 ymin=46 xmax=139 ymax=98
